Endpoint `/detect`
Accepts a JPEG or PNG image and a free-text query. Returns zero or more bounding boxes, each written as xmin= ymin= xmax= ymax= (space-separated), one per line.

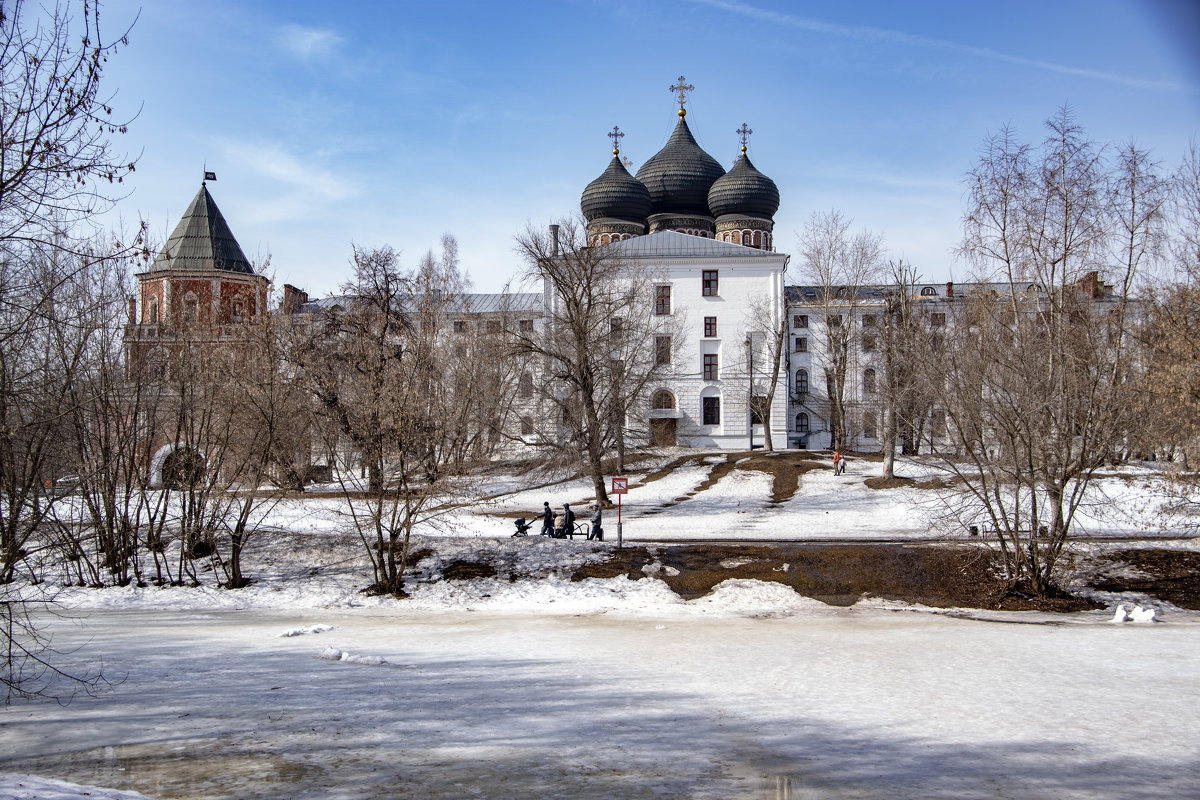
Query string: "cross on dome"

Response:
xmin=737 ymin=123 xmax=753 ymax=153
xmin=670 ymin=75 xmax=694 ymax=117
xmin=608 ymin=125 xmax=625 ymax=155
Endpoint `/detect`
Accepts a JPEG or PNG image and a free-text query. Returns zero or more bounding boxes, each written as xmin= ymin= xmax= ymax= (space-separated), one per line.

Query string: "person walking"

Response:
xmin=540 ymin=501 xmax=554 ymax=537
xmin=588 ymin=503 xmax=603 ymax=541
xmin=832 ymin=450 xmax=841 ymax=475
xmin=562 ymin=503 xmax=575 ymax=537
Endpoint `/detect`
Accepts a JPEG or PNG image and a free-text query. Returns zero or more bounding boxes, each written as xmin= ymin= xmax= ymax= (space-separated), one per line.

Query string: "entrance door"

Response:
xmin=650 ymin=418 xmax=676 ymax=447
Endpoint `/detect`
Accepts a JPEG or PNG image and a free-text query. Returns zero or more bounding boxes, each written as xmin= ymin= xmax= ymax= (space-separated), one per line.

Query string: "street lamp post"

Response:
xmin=745 ymin=336 xmax=754 ymax=450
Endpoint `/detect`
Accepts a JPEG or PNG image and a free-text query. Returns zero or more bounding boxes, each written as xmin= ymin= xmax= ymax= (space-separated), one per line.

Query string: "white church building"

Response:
xmin=576 ymin=85 xmax=789 ymax=450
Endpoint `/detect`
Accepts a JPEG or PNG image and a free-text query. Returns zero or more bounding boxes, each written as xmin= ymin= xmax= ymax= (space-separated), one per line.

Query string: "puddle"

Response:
xmin=11 ymin=741 xmax=321 ymax=799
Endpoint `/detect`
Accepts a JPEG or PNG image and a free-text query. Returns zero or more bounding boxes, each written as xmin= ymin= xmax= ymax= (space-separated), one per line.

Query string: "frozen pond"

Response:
xmin=3 ymin=604 xmax=1199 ymax=799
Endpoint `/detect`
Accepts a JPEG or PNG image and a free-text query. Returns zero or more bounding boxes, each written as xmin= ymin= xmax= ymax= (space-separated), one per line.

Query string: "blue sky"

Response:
xmin=97 ymin=0 xmax=1200 ymax=295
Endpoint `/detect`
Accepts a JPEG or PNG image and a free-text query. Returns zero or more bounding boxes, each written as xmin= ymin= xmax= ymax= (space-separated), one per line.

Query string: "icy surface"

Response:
xmin=3 ymin=455 xmax=1199 ymax=798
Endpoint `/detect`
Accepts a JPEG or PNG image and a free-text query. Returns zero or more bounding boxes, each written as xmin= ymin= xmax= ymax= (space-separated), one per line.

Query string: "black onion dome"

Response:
xmin=581 ymin=156 xmax=652 ymax=223
xmin=708 ymin=151 xmax=780 ymax=219
xmin=635 ymin=117 xmax=725 ymax=216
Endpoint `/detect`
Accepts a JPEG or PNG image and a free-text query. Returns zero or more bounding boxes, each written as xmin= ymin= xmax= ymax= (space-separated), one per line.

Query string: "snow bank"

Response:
xmin=0 ymin=774 xmax=154 ymax=800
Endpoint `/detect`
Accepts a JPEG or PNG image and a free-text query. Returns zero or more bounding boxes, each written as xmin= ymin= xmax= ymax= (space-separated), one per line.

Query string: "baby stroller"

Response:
xmin=511 ymin=517 xmax=532 ymax=537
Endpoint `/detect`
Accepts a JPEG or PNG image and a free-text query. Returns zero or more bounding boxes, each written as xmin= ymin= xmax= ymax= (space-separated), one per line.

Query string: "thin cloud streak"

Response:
xmin=689 ymin=0 xmax=1189 ymax=92
xmin=278 ymin=23 xmax=344 ymax=61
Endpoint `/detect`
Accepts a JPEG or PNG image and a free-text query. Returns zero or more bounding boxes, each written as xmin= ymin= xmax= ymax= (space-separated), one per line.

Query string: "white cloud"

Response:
xmin=278 ymin=23 xmax=344 ymax=61
xmin=689 ymin=0 xmax=1188 ymax=92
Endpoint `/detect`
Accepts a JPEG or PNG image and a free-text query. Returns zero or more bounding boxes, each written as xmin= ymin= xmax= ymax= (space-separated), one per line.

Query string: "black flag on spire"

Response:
xmin=204 ymin=171 xmax=216 ymax=181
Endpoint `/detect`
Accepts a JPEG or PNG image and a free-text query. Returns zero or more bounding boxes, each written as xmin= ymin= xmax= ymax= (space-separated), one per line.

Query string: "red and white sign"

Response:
xmin=611 ymin=477 xmax=628 ymax=495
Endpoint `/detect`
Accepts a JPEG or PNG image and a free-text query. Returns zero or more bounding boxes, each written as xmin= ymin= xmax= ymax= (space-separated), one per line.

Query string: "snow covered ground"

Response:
xmin=3 ymin=595 xmax=1198 ymax=800
xmin=3 ymin=454 xmax=1198 ymax=799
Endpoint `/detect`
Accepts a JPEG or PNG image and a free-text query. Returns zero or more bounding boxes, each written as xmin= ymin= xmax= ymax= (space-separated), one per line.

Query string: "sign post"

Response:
xmin=610 ymin=477 xmax=628 ymax=548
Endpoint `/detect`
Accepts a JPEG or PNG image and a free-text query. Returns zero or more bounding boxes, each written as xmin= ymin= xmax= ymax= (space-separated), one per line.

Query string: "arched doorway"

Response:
xmin=649 ymin=389 xmax=677 ymax=446
xmin=162 ymin=447 xmax=206 ymax=488
xmin=151 ymin=443 xmax=207 ymax=488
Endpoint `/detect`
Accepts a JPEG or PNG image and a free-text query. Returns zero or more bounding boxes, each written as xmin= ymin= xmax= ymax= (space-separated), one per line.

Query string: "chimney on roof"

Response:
xmin=549 ymin=224 xmax=560 ymax=257
xmin=127 ymin=296 xmax=136 ymax=324
xmin=282 ymin=284 xmax=309 ymax=314
xmin=1077 ymin=271 xmax=1101 ymax=299
xmin=946 ymin=281 xmax=954 ymax=298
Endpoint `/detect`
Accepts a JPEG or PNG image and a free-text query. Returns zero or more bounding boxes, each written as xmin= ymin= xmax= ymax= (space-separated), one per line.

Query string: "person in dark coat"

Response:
xmin=540 ymin=501 xmax=554 ymax=537
xmin=562 ymin=503 xmax=575 ymax=537
xmin=588 ymin=504 xmax=603 ymax=541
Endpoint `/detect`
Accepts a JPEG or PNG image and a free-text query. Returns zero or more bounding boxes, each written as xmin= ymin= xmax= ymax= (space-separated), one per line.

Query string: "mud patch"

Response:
xmin=571 ymin=543 xmax=1104 ymax=611
xmin=1090 ymin=549 xmax=1200 ymax=610
xmin=737 ymin=452 xmax=826 ymax=505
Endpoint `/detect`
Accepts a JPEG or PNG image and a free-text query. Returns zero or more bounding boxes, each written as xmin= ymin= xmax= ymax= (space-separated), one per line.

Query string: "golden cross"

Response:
xmin=608 ymin=125 xmax=625 ymax=155
xmin=737 ymin=123 xmax=753 ymax=151
xmin=670 ymin=75 xmax=694 ymax=117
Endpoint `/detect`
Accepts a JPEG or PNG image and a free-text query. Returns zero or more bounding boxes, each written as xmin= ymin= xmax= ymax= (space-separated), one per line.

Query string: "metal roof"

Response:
xmin=299 ymin=292 xmax=542 ymax=315
xmin=150 ymin=184 xmax=255 ymax=274
xmin=605 ymin=230 xmax=779 ymax=258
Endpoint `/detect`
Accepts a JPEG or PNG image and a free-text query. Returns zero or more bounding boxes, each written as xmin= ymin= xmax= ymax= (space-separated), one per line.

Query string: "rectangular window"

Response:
xmin=861 ymin=314 xmax=877 ymax=328
xmin=863 ymin=412 xmax=877 ymax=440
xmin=828 ymin=314 xmax=842 ymax=328
xmin=793 ymin=314 xmax=808 ymax=329
xmin=704 ymin=316 xmax=716 ymax=337
xmin=930 ymin=312 xmax=946 ymax=328
xmin=518 ymin=372 xmax=533 ymax=398
xmin=453 ymin=320 xmax=466 ymax=334
xmin=702 ymin=270 xmax=719 ymax=297
xmin=703 ymin=353 xmax=718 ymax=381
xmin=610 ymin=318 xmax=624 ymax=339
xmin=794 ymin=337 xmax=808 ymax=352
xmin=861 ymin=333 xmax=876 ymax=352
xmin=702 ymin=396 xmax=720 ymax=425
xmin=486 ymin=320 xmax=501 ymax=334
xmin=655 ymin=335 xmax=671 ymax=366
xmin=518 ymin=319 xmax=533 ymax=332
xmin=654 ymin=285 xmax=671 ymax=315
xmin=520 ymin=416 xmax=533 ymax=436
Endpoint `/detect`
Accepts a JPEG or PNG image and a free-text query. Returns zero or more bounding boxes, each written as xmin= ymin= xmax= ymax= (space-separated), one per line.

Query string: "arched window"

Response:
xmin=862 ymin=412 xmax=877 ymax=439
xmin=795 ymin=368 xmax=809 ymax=394
xmin=920 ymin=286 xmax=937 ymax=296
xmin=651 ymin=389 xmax=675 ymax=410
xmin=231 ymin=298 xmax=245 ymax=323
xmin=149 ymin=299 xmax=159 ymax=324
xmin=182 ymin=292 xmax=199 ymax=323
xmin=796 ymin=412 xmax=810 ymax=433
xmin=863 ymin=368 xmax=876 ymax=394
xmin=519 ymin=372 xmax=533 ymax=399
xmin=752 ymin=230 xmax=761 ymax=248
xmin=742 ymin=231 xmax=752 ymax=246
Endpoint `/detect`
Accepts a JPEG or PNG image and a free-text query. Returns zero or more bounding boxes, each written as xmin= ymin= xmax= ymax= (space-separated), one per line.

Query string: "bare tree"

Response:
xmin=797 ymin=210 xmax=885 ymax=451
xmin=935 ymin=108 xmax=1161 ymax=595
xmin=742 ymin=292 xmax=789 ymax=451
xmin=0 ymin=1 xmax=138 ymax=259
xmin=512 ymin=219 xmax=677 ymax=505
xmin=300 ymin=242 xmax=484 ymax=596
xmin=878 ymin=259 xmax=927 ymax=479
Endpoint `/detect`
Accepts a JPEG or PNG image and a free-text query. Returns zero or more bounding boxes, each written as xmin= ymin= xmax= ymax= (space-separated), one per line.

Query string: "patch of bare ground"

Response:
xmin=639 ymin=453 xmax=743 ymax=516
xmin=1090 ymin=549 xmax=1200 ymax=610
xmin=737 ymin=452 xmax=826 ymax=505
xmin=442 ymin=560 xmax=498 ymax=581
xmin=864 ymin=474 xmax=958 ymax=491
xmin=571 ymin=543 xmax=1102 ymax=611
